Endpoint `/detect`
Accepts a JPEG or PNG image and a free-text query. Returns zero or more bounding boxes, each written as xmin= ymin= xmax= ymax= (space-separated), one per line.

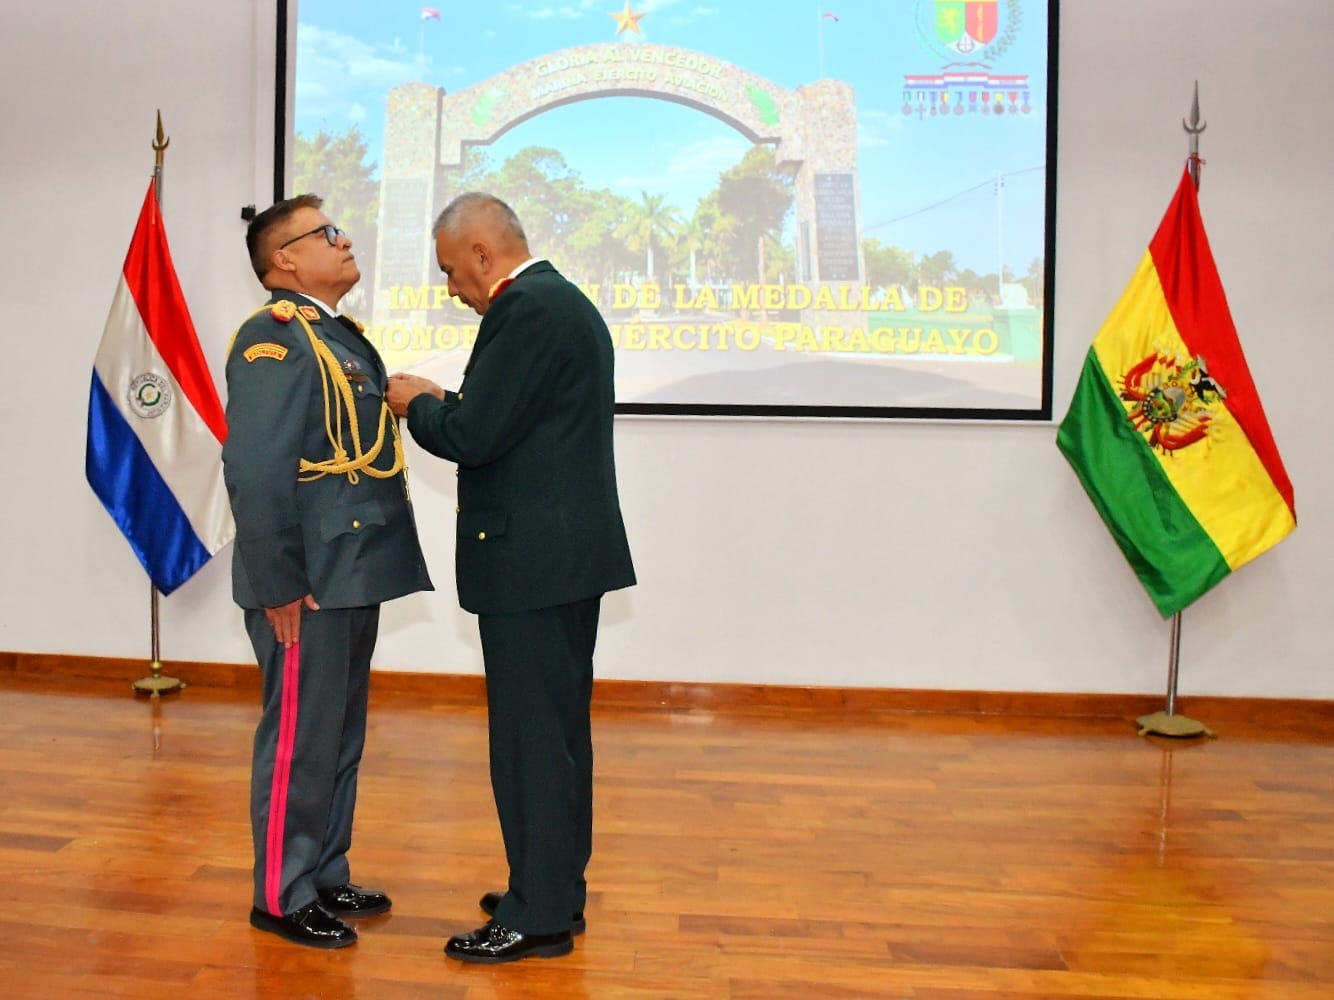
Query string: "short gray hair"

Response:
xmin=432 ymin=192 xmax=527 ymax=243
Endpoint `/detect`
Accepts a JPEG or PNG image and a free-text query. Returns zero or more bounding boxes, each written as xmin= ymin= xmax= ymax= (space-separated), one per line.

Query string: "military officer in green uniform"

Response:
xmin=387 ymin=192 xmax=635 ymax=963
xmin=223 ymin=194 xmax=433 ymax=949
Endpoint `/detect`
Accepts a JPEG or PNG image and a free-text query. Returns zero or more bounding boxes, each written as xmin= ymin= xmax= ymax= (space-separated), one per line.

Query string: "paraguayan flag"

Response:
xmin=86 ymin=181 xmax=234 ymax=594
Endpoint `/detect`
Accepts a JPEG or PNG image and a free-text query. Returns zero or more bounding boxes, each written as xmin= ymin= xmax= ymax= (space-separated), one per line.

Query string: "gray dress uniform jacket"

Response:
xmin=223 ymin=291 xmax=432 ymax=609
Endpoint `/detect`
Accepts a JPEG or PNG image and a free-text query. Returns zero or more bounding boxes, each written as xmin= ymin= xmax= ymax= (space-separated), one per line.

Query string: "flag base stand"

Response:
xmin=1136 ymin=710 xmax=1215 ymax=739
xmin=1136 ymin=613 xmax=1215 ymax=739
xmin=132 ymin=659 xmax=185 ymax=699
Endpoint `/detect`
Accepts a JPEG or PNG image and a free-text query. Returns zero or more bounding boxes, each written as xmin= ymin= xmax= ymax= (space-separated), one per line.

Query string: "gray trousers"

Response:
xmin=246 ymin=605 xmax=379 ymax=915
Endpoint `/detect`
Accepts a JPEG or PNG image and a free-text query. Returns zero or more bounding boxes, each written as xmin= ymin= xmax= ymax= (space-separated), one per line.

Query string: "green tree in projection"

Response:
xmin=564 ymin=188 xmax=637 ymax=294
xmin=712 ymin=146 xmax=794 ymax=282
xmin=292 ymin=126 xmax=379 ymax=244
xmin=483 ymin=146 xmax=586 ymax=256
xmin=670 ymin=203 xmax=730 ymax=289
xmin=1021 ymin=255 xmax=1045 ymax=305
xmin=917 ymin=249 xmax=959 ymax=287
xmin=689 ymin=193 xmax=733 ymax=287
xmin=955 ymin=267 xmax=988 ymax=297
xmin=670 ymin=211 xmax=708 ymax=288
xmin=452 ymin=147 xmax=496 ymax=196
xmin=615 ymin=192 xmax=683 ymax=286
xmin=462 ymin=147 xmax=632 ymax=287
xmin=292 ymin=127 xmax=379 ymax=311
xmin=862 ymin=238 xmax=917 ymax=290
xmin=761 ymin=235 xmax=794 ymax=284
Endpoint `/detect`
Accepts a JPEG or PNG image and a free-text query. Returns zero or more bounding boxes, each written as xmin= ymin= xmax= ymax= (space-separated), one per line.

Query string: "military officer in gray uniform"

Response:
xmin=223 ymin=194 xmax=432 ymax=949
xmin=387 ymin=192 xmax=635 ymax=963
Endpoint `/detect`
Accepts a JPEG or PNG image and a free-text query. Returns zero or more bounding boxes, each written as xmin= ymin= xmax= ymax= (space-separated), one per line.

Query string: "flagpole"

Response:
xmin=1136 ymin=84 xmax=1212 ymax=740
xmin=817 ymin=6 xmax=825 ymax=79
xmin=1183 ymin=80 xmax=1206 ymax=190
xmin=132 ymin=110 xmax=185 ymax=700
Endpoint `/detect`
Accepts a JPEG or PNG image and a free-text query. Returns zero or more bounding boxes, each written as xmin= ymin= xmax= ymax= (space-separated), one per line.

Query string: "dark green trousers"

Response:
xmin=246 ymin=605 xmax=379 ymax=915
xmin=479 ymin=596 xmax=600 ymax=935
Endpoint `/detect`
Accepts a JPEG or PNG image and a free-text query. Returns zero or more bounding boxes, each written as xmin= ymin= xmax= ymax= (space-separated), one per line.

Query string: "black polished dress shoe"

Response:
xmin=445 ymin=920 xmax=573 ymax=963
xmin=479 ymin=890 xmax=586 ymax=935
xmin=249 ymin=901 xmax=357 ymax=949
xmin=317 ymin=883 xmax=391 ymax=917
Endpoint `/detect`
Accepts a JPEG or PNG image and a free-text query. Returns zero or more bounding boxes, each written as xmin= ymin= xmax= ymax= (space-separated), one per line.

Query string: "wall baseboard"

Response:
xmin=2 ymin=650 xmax=1330 ymax=732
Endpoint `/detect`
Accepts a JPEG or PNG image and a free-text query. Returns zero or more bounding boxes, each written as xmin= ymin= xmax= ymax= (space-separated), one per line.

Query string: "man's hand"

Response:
xmin=387 ymin=372 xmax=446 ymax=417
xmin=265 ymin=594 xmax=320 ymax=647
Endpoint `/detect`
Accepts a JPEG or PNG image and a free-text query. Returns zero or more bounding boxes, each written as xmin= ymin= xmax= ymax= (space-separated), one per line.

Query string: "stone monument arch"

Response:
xmin=372 ymin=43 xmax=860 ymax=327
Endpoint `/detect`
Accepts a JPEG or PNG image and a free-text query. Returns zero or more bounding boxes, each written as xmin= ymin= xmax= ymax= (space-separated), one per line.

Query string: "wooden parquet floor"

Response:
xmin=0 ymin=672 xmax=1331 ymax=999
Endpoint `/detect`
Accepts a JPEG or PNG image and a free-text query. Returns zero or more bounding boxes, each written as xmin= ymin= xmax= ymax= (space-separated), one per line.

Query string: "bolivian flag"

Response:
xmin=1057 ymin=167 xmax=1295 ymax=617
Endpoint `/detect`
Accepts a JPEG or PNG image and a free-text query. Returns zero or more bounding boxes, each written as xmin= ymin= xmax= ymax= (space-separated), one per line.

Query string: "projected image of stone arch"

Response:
xmin=360 ymin=17 xmax=1047 ymax=413
xmin=373 ymin=43 xmax=860 ymax=315
xmin=295 ymin=1 xmax=1055 ymax=415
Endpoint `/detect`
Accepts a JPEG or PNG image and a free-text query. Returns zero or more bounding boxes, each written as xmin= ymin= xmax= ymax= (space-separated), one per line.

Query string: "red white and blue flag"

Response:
xmin=86 ymin=181 xmax=233 ymax=594
xmin=421 ymin=6 xmax=441 ymax=20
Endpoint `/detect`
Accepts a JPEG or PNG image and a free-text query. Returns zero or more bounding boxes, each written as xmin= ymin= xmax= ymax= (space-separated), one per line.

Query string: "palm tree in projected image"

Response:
xmin=616 ymin=191 xmax=682 ymax=287
xmin=672 ymin=206 xmax=726 ymax=291
xmin=689 ymin=193 xmax=730 ymax=288
xmin=675 ymin=212 xmax=708 ymax=289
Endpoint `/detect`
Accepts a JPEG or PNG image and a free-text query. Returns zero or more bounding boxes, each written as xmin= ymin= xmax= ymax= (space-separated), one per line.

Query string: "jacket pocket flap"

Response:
xmin=457 ymin=510 xmax=508 ymax=540
xmin=320 ymin=500 xmax=386 ymax=542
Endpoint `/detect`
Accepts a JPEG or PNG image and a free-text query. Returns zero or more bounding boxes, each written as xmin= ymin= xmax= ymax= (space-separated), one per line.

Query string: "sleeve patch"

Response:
xmin=243 ymin=342 xmax=289 ymax=362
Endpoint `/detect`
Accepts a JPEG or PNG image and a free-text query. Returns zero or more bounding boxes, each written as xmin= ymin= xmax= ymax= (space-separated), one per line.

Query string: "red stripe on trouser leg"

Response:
xmin=264 ymin=641 xmax=301 ymax=916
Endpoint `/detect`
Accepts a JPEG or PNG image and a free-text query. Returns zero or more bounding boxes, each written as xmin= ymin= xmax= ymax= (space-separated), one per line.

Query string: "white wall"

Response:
xmin=2 ymin=1 xmax=1329 ymax=698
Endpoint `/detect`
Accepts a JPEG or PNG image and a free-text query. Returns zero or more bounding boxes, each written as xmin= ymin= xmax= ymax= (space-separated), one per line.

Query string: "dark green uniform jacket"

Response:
xmin=222 ymin=291 xmax=433 ymax=609
xmin=405 ymin=261 xmax=635 ymax=614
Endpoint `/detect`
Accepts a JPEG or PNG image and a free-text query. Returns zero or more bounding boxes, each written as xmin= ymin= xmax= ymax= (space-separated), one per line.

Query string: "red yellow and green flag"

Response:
xmin=1056 ymin=167 xmax=1295 ymax=617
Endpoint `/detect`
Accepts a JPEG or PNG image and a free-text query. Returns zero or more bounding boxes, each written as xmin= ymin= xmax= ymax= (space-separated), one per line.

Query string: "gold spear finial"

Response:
xmin=153 ymin=110 xmax=170 ymax=168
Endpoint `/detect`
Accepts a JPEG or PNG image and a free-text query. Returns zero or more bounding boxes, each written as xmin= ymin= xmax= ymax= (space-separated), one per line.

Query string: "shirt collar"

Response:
xmin=488 ymin=259 xmax=543 ymax=303
xmin=295 ymin=292 xmax=339 ymax=316
xmin=507 ymin=258 xmax=541 ymax=280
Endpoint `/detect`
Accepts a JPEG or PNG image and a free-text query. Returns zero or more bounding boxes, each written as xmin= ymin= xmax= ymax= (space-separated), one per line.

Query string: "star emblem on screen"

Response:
xmin=609 ymin=1 xmax=645 ymax=36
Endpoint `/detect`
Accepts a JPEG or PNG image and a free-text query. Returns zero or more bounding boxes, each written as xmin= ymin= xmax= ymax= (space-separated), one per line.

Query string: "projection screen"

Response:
xmin=283 ymin=0 xmax=1057 ymax=419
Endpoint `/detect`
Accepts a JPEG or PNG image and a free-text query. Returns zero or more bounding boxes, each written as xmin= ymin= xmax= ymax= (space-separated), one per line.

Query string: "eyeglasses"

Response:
xmin=278 ymin=224 xmax=346 ymax=249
